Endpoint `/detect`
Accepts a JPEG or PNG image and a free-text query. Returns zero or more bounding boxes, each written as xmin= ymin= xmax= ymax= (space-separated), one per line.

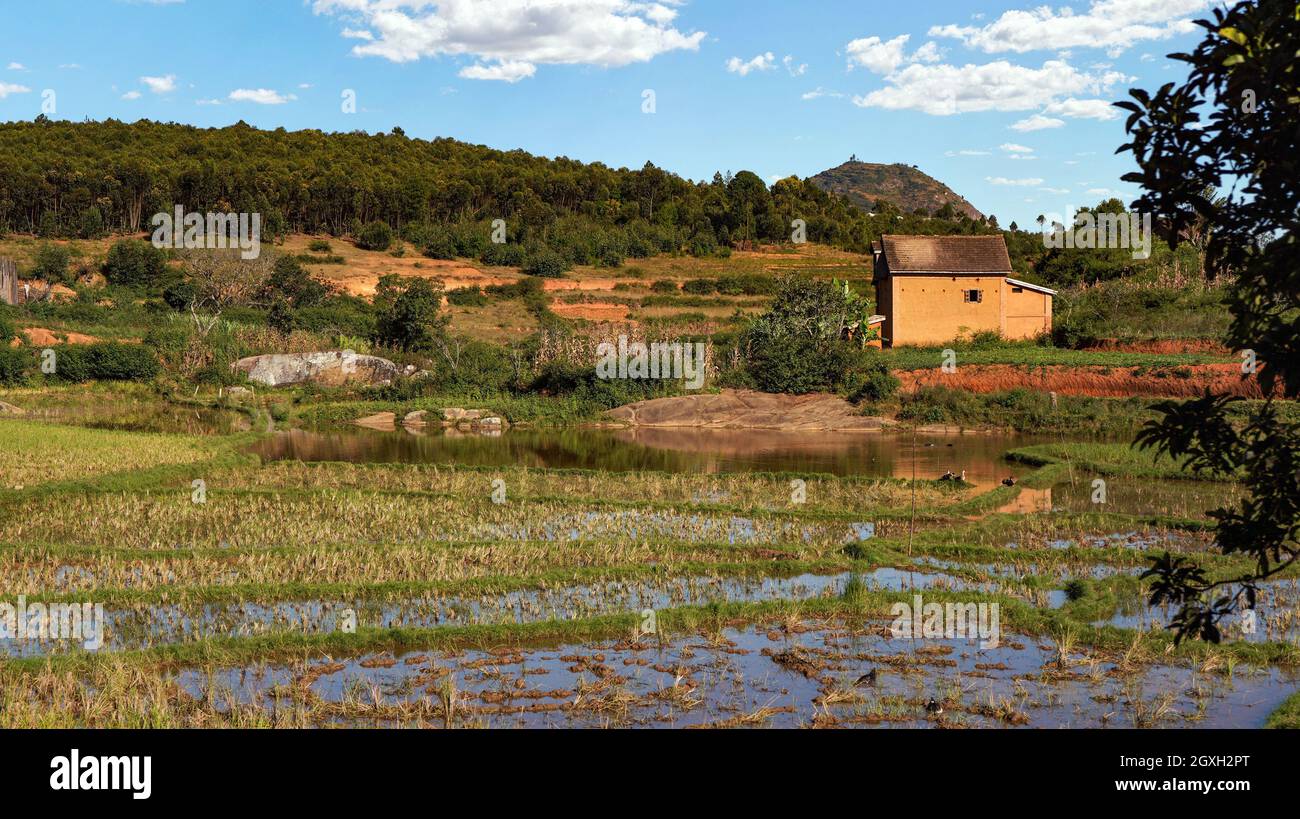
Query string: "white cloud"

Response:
xmin=1000 ymin=142 xmax=1034 ymax=153
xmin=195 ymin=98 xmax=222 ymax=105
xmin=846 ymin=34 xmax=912 ymax=74
xmin=801 ymin=87 xmax=843 ymax=100
xmin=141 ymin=74 xmax=177 ymax=94
xmin=726 ymin=52 xmax=776 ymax=76
xmin=1010 ymin=114 xmax=1066 ymax=132
xmin=1039 ymin=187 xmax=1071 ymax=194
xmin=945 ymin=149 xmax=992 ymax=156
xmin=341 ymin=28 xmax=373 ymax=40
xmin=987 ymin=176 xmax=1045 ymax=186
xmin=121 ymin=90 xmax=142 ymax=100
xmin=911 ymin=41 xmax=944 ymax=64
xmin=59 ymin=63 xmax=81 ymax=70
xmin=0 ymin=82 xmax=30 ymax=98
xmin=228 ymin=88 xmax=297 ymax=104
xmin=1043 ymin=97 xmax=1121 ymax=120
xmin=929 ymin=0 xmax=1210 ymax=55
xmin=7 ymin=62 xmax=26 ymax=71
xmin=458 ymin=60 xmax=536 ymax=82
xmin=854 ymin=59 xmax=1126 ymax=116
xmin=313 ymin=0 xmax=704 ymax=81
xmin=783 ymin=55 xmax=807 ymax=76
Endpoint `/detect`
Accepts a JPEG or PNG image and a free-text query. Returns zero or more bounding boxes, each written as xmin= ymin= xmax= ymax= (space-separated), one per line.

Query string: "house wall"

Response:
xmin=1002 ymin=283 xmax=1053 ymax=340
xmin=884 ymin=274 xmax=1004 ymax=346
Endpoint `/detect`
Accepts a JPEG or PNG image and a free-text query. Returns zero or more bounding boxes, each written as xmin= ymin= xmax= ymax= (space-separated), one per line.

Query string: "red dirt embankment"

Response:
xmin=897 ymin=364 xmax=1279 ymax=399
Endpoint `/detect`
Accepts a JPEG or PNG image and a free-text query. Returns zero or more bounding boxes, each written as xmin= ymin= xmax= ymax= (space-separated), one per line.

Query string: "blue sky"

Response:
xmin=0 ymin=0 xmax=1217 ymax=227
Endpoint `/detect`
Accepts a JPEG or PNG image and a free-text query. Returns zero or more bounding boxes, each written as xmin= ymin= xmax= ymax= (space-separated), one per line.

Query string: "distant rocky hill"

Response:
xmin=810 ymin=161 xmax=984 ymax=220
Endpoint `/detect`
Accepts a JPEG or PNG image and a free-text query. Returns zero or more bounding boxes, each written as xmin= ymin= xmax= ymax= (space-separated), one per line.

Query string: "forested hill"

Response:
xmin=811 ymin=161 xmax=984 ymax=220
xmin=0 ymin=117 xmax=996 ymax=259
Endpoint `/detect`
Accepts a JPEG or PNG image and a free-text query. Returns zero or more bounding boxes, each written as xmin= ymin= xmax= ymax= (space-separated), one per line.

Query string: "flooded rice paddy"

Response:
xmin=5 ymin=403 xmax=1298 ymax=728
xmin=174 ymin=617 xmax=1299 ymax=728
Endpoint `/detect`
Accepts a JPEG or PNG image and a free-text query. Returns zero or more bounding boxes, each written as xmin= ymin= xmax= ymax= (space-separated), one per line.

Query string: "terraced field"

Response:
xmin=1 ymin=407 xmax=1298 ymax=728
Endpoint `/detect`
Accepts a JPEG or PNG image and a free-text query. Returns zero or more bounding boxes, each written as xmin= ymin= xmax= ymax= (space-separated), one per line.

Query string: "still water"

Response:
xmin=251 ymin=426 xmax=1064 ymax=483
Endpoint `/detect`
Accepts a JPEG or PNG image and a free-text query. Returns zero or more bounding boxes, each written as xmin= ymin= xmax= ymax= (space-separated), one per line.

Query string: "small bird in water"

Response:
xmin=1002 ymin=476 xmax=1017 ymax=487
xmin=925 ymin=697 xmax=944 ymax=715
xmin=854 ymin=668 xmax=878 ymax=687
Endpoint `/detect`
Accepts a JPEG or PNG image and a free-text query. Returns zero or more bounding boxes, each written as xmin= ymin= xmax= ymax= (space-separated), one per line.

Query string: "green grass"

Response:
xmin=1004 ymin=442 xmax=1227 ymax=480
xmin=1266 ymin=690 xmax=1300 ymax=728
xmin=0 ymin=417 xmax=221 ymax=489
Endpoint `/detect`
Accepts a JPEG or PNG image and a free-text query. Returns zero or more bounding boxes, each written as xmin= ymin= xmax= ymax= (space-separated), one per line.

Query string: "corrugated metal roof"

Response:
xmin=1006 ymin=277 xmax=1058 ymax=296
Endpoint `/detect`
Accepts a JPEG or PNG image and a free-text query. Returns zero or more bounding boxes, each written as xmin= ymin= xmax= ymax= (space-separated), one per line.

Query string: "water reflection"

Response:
xmin=252 ymin=426 xmax=1061 ymax=480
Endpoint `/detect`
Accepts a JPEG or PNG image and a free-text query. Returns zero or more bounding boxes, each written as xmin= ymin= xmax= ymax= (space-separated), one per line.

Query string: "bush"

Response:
xmin=748 ymin=335 xmax=859 ymax=394
xmin=292 ymin=294 xmax=375 ymax=337
xmin=0 ymin=347 xmax=26 ymax=385
xmin=0 ymin=310 xmax=15 ymax=345
xmin=265 ymin=255 xmax=328 ymax=308
xmin=268 ymin=299 xmax=296 ymax=335
xmin=162 ymin=280 xmax=197 ymax=311
xmin=480 ymin=242 xmax=526 ymax=267
xmin=523 ymin=249 xmax=569 ymax=278
xmin=682 ymin=278 xmax=717 ymax=295
xmin=103 ymin=239 xmax=169 ymax=289
xmin=844 ymin=356 xmax=900 ymax=403
xmin=31 ymin=244 xmax=74 ymax=285
xmin=716 ymin=274 xmax=777 ymax=296
xmin=446 ymin=286 xmax=487 ymax=307
xmin=420 ymin=226 xmax=458 ymax=260
xmin=433 ymin=339 xmax=516 ymax=391
xmin=356 ymin=221 xmax=393 ymax=252
xmin=48 ymin=342 xmax=160 ymax=382
xmin=374 ymin=277 xmax=447 ymax=351
xmin=650 ymin=279 xmax=678 ymax=293
xmin=308 ymin=239 xmax=332 ymax=253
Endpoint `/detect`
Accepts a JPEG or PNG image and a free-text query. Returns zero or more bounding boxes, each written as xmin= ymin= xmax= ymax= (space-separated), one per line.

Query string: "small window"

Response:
xmin=963 ymin=289 xmax=983 ymax=303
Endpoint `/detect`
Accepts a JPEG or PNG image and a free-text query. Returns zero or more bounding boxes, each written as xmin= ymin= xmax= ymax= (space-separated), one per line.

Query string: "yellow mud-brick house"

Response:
xmin=871 ymin=234 xmax=1054 ymax=347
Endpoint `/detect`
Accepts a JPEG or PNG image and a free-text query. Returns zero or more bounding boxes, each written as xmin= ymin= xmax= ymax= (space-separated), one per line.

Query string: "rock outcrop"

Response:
xmin=232 ymin=351 xmax=399 ymax=388
xmin=605 ymin=389 xmax=890 ymax=431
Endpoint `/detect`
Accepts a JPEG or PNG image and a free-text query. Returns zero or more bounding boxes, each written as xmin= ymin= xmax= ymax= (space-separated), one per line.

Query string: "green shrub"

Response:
xmin=268 ymin=299 xmax=296 ymax=335
xmin=0 ymin=347 xmax=26 ymax=385
xmin=845 ymin=356 xmax=900 ymax=403
xmin=49 ymin=342 xmax=160 ymax=382
xmin=0 ymin=310 xmax=14 ymax=344
xmin=747 ymin=333 xmax=857 ymax=395
xmin=31 ymin=243 xmax=74 ymax=285
xmin=650 ymin=279 xmax=678 ymax=293
xmin=446 ymin=286 xmax=487 ymax=307
xmin=523 ymin=249 xmax=569 ymax=278
xmin=104 ymin=239 xmax=168 ymax=289
xmin=420 ymin=226 xmax=458 ymax=260
xmin=308 ymin=239 xmax=332 ymax=253
xmin=356 ymin=221 xmax=393 ymax=252
xmin=480 ymin=242 xmax=526 ymax=267
xmin=682 ymin=278 xmax=717 ymax=295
